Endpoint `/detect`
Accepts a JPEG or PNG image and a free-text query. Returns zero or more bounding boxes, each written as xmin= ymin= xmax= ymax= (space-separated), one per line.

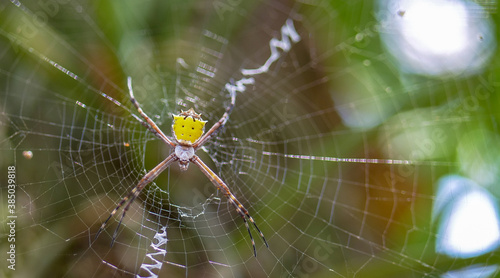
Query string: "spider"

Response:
xmin=95 ymin=77 xmax=268 ymax=256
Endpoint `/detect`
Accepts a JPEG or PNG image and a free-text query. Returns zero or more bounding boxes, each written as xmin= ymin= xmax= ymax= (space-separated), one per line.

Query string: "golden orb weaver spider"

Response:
xmin=95 ymin=77 xmax=268 ymax=256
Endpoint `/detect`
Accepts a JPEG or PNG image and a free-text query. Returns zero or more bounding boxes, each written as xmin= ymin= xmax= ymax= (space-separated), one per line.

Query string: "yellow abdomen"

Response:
xmin=172 ymin=110 xmax=207 ymax=144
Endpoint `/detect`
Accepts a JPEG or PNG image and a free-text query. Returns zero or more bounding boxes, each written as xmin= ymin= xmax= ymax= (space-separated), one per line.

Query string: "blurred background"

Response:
xmin=1 ymin=0 xmax=500 ymax=277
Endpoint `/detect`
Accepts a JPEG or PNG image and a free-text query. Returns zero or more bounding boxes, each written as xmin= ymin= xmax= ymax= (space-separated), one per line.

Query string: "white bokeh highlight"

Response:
xmin=401 ymin=0 xmax=468 ymax=55
xmin=378 ymin=0 xmax=496 ymax=76
xmin=434 ymin=176 xmax=500 ymax=258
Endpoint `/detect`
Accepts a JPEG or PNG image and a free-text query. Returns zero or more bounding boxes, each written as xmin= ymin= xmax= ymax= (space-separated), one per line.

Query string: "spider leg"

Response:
xmin=127 ymin=77 xmax=175 ymax=147
xmin=191 ymin=155 xmax=268 ymax=256
xmin=95 ymin=153 xmax=178 ymax=245
xmin=193 ymin=85 xmax=236 ymax=149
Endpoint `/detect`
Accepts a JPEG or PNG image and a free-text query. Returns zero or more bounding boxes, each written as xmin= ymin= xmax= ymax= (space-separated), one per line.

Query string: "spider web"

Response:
xmin=1 ymin=0 xmax=500 ymax=277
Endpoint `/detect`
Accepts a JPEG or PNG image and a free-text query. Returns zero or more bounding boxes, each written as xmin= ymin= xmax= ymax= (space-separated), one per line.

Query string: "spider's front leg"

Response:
xmin=193 ymin=87 xmax=236 ymax=149
xmin=127 ymin=77 xmax=175 ymax=147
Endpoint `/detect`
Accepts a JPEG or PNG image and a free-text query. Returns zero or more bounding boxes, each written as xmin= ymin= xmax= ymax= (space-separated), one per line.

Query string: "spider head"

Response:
xmin=179 ymin=160 xmax=189 ymax=171
xmin=172 ymin=108 xmax=207 ymax=144
xmin=175 ymin=145 xmax=194 ymax=171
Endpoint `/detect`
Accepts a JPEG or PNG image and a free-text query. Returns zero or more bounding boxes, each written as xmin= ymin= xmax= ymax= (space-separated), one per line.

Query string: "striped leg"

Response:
xmin=95 ymin=153 xmax=178 ymax=245
xmin=191 ymin=155 xmax=268 ymax=256
xmin=127 ymin=77 xmax=175 ymax=147
xmin=193 ymin=84 xmax=236 ymax=149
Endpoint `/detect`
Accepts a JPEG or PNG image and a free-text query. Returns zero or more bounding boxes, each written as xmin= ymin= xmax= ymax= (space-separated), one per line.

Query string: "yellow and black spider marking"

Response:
xmin=172 ymin=108 xmax=207 ymax=144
